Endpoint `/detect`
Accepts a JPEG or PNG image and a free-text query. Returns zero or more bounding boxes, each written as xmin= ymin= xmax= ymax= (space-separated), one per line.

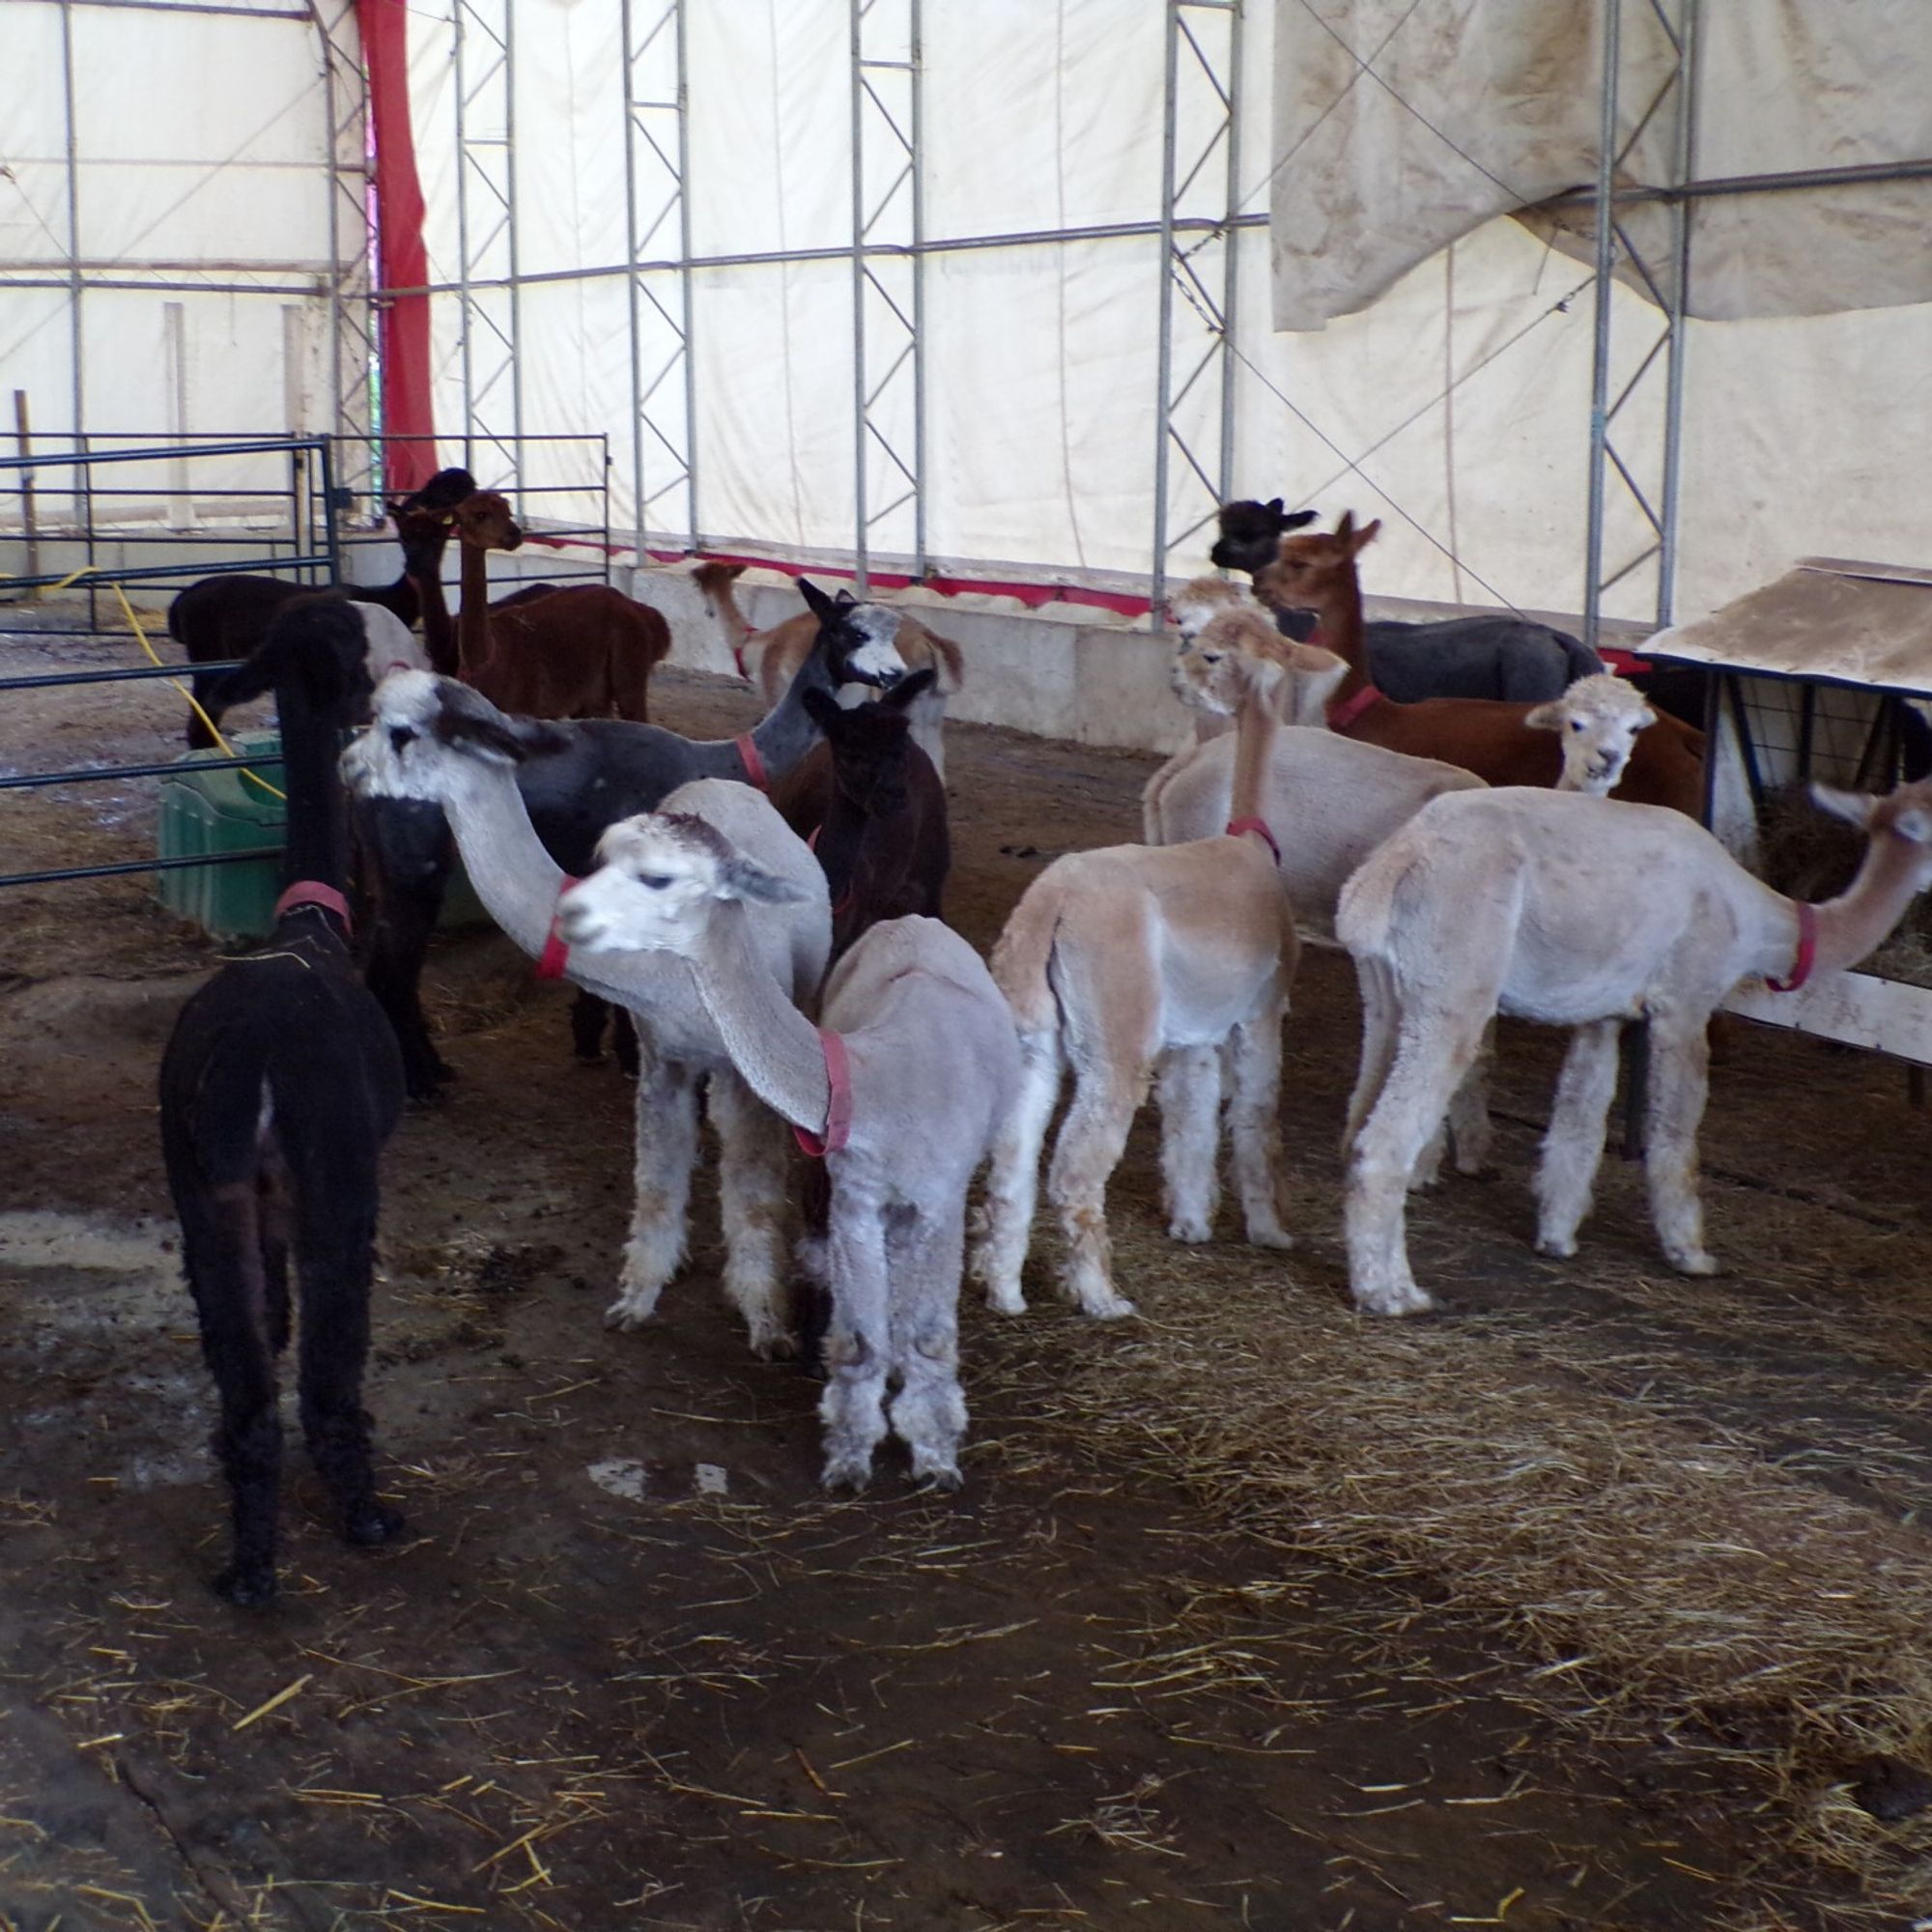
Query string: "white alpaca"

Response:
xmin=1525 ymin=672 xmax=1660 ymax=797
xmin=557 ymin=830 xmax=1018 ymax=1490
xmin=970 ymin=650 xmax=1298 ymax=1321
xmin=1337 ymin=779 xmax=1932 ymax=1315
xmin=345 ymin=670 xmax=829 ymax=1356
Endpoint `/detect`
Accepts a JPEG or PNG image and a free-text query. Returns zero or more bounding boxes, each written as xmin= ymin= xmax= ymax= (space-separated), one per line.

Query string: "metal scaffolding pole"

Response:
xmin=1152 ymin=0 xmax=1244 ymax=619
xmin=849 ymin=0 xmax=924 ymax=591
xmin=453 ymin=0 xmax=523 ymax=496
xmin=313 ymin=0 xmax=375 ymax=516
xmin=622 ymin=0 xmax=698 ymax=554
xmin=1583 ymin=0 xmax=1700 ymax=648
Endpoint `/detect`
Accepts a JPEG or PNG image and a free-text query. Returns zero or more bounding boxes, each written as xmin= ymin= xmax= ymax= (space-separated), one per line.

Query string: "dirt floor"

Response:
xmin=4 ymin=617 xmax=1932 ymax=1931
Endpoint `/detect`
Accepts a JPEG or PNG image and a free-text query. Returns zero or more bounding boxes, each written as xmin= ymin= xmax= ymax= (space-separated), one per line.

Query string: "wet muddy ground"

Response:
xmin=2 ymin=620 xmax=1926 ymax=1930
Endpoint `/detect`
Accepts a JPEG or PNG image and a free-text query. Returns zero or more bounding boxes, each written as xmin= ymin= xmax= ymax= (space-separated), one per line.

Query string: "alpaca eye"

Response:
xmin=388 ymin=725 xmax=417 ymax=750
xmin=1202 ymin=652 xmax=1221 ymax=665
xmin=1570 ymin=719 xmax=1585 ymax=731
xmin=636 ymin=872 xmax=672 ymax=890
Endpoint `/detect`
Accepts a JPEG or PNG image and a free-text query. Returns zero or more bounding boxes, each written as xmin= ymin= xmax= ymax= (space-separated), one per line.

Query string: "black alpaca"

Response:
xmin=168 ymin=468 xmax=476 ymax=749
xmin=772 ymin=668 xmax=949 ymax=960
xmin=158 ymin=601 xmax=407 ymax=1605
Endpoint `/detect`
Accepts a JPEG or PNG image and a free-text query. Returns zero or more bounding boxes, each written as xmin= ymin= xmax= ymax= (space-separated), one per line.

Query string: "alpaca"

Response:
xmin=169 ymin=468 xmax=473 ymax=749
xmin=1336 ymin=779 xmax=1932 ymax=1315
xmin=1213 ymin=496 xmax=1605 ymax=701
xmin=770 ymin=668 xmax=950 ymax=960
xmin=158 ymin=600 xmax=407 ymax=1604
xmin=970 ymin=648 xmax=1299 ymax=1321
xmin=349 ymin=579 xmax=898 ymax=1097
xmin=426 ymin=491 xmax=671 ymax=723
xmin=349 ymin=671 xmax=831 ymax=1353
xmin=695 ymin=562 xmax=965 ymax=781
xmin=1254 ymin=517 xmax=1705 ymax=818
xmin=1526 ymin=672 xmax=1661 ymax=797
xmin=558 ymin=834 xmax=1018 ymax=1488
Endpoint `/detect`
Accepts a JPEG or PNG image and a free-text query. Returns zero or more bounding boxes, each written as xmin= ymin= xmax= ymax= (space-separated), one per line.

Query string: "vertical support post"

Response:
xmin=1655 ymin=0 xmax=1699 ymax=627
xmin=849 ymin=0 xmax=868 ymax=591
xmin=317 ymin=0 xmax=374 ymax=521
xmin=1151 ymin=2 xmax=1181 ymax=620
xmin=164 ymin=301 xmax=190 ymax=527
xmin=60 ymin=0 xmax=84 ymax=452
xmin=1581 ymin=0 xmax=1621 ymax=654
xmin=453 ymin=0 xmax=521 ymax=491
xmin=13 ymin=391 xmax=39 ymax=594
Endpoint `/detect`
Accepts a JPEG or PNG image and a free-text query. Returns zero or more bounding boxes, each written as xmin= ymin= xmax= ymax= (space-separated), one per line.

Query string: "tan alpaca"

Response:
xmin=694 ymin=562 xmax=965 ymax=780
xmin=1337 ymin=779 xmax=1932 ymax=1315
xmin=970 ymin=651 xmax=1298 ymax=1321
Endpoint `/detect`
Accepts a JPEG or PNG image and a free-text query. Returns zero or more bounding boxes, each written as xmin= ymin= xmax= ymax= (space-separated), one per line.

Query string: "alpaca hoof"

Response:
xmin=1246 ymin=1225 xmax=1295 ymax=1252
xmin=982 ymin=1284 xmax=1028 ymax=1316
xmin=821 ymin=1458 xmax=872 ymax=1493
xmin=214 ymin=1563 xmax=278 ymax=1607
xmin=1668 ymin=1247 xmax=1721 ymax=1277
xmin=1076 ymin=1291 xmax=1137 ymax=1322
xmin=912 ymin=1461 xmax=964 ymax=1493
xmin=345 ymin=1500 xmax=406 ymax=1547
xmin=1166 ymin=1216 xmax=1213 ymax=1244
xmin=604 ymin=1292 xmax=661 ymax=1331
xmin=1352 ymin=1279 xmax=1435 ymax=1318
xmin=1535 ymin=1233 xmax=1579 ymax=1260
xmin=750 ymin=1324 xmax=799 ymax=1362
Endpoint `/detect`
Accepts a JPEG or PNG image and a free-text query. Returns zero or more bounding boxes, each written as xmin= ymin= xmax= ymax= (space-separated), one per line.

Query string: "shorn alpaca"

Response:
xmin=1526 ymin=673 xmax=1661 ymax=797
xmin=350 ymin=671 xmax=831 ymax=1355
xmin=558 ymin=831 xmax=1018 ymax=1489
xmin=169 ymin=467 xmax=473 ymax=748
xmin=972 ymin=648 xmax=1298 ymax=1321
xmin=770 ymin=668 xmax=950 ymax=959
xmin=695 ymin=561 xmax=965 ymax=780
xmin=1212 ymin=496 xmax=1604 ymax=701
xmin=159 ymin=601 xmax=407 ymax=1603
xmin=1254 ymin=516 xmax=1705 ymax=817
xmin=350 ymin=578 xmax=897 ymax=1095
xmin=1337 ymin=779 xmax=1932 ymax=1315
xmin=425 ymin=490 xmax=671 ymax=722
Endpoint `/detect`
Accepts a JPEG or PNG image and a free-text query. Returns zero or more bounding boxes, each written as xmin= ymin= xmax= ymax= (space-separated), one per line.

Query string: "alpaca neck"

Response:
xmin=412 ymin=560 xmax=459 ymax=677
xmin=744 ymin=641 xmax=843 ymax=781
xmin=683 ymin=899 xmax=832 ymax=1132
xmin=711 ymin=579 xmax=753 ymax=664
xmin=1228 ymin=678 xmax=1281 ymax=829
xmin=431 ymin=753 xmax=568 ymax=961
xmin=1314 ymin=566 xmax=1373 ymax=702
xmin=275 ymin=678 xmax=349 ymax=893
xmin=1800 ymin=832 xmax=1930 ymax=979
xmin=456 ymin=539 xmax=497 ymax=683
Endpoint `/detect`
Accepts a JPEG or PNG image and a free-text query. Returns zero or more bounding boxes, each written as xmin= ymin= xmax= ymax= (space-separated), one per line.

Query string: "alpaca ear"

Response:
xmin=717 ymin=856 xmax=809 ymax=904
xmin=1895 ymin=807 xmax=1932 ymax=844
xmin=1809 ymin=781 xmax=1876 ymax=829
xmin=1264 ymin=497 xmax=1284 ymax=516
xmin=798 ymin=577 xmax=837 ymax=624
xmin=884 ymin=666 xmax=938 ymax=711
xmin=1636 ymin=703 xmax=1659 ymax=729
xmin=432 ymin=683 xmax=564 ymax=763
xmin=1334 ymin=511 xmax=1354 ymax=542
xmin=1283 ymin=508 xmax=1318 ymax=529
xmin=1524 ymin=701 xmax=1561 ymax=732
xmin=1350 ymin=518 xmax=1382 ymax=553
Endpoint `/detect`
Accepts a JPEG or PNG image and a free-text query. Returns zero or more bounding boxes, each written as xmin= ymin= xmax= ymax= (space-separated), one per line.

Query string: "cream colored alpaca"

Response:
xmin=694 ymin=563 xmax=965 ymax=780
xmin=970 ymin=653 xmax=1298 ymax=1321
xmin=1337 ymin=779 xmax=1932 ymax=1315
xmin=1526 ymin=672 xmax=1660 ymax=796
xmin=556 ymin=834 xmax=1019 ymax=1491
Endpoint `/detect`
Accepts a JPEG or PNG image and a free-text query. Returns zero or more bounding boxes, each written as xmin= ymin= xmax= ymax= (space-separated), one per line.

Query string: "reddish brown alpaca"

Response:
xmin=420 ymin=493 xmax=670 ymax=722
xmin=1254 ymin=517 xmax=1705 ymax=818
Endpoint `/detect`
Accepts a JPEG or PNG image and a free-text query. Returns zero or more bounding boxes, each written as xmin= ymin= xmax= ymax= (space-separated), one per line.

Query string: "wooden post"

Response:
xmin=13 ymin=389 xmax=38 ymax=596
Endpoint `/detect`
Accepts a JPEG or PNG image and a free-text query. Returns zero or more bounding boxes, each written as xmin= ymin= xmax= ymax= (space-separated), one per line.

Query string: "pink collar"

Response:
xmin=792 ymin=1029 xmax=853 ymax=1157
xmin=1226 ymin=815 xmax=1280 ymax=865
xmin=1766 ymin=902 xmax=1819 ymax=992
xmin=736 ymin=733 xmax=768 ymax=791
xmin=1327 ymin=684 xmax=1383 ymax=731
xmin=274 ymin=880 xmax=352 ymax=933
xmin=534 ymin=876 xmax=582 ymax=980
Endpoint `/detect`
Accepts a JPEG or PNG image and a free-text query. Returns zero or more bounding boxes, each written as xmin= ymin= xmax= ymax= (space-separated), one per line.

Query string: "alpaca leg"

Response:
xmin=968 ymin=1031 xmax=1062 ymax=1315
xmin=183 ymin=1185 xmax=283 ymax=1605
xmin=820 ymin=1192 xmax=892 ymax=1491
xmin=1046 ymin=1069 xmax=1146 ymax=1321
xmin=1228 ymin=1003 xmax=1293 ymax=1250
xmin=1533 ymin=1020 xmax=1623 ymax=1258
xmin=1444 ymin=1018 xmax=1495 ymax=1178
xmin=355 ymin=798 xmax=455 ymax=1100
xmin=1345 ymin=1016 xmax=1486 ymax=1316
xmin=1156 ymin=1045 xmax=1222 ymax=1243
xmin=886 ymin=1202 xmax=970 ymax=1490
xmin=706 ymin=1066 xmax=796 ymax=1359
xmin=1644 ymin=1015 xmax=1720 ymax=1276
xmin=609 ymin=1046 xmax=699 ymax=1329
xmin=570 ymin=990 xmax=610 ymax=1065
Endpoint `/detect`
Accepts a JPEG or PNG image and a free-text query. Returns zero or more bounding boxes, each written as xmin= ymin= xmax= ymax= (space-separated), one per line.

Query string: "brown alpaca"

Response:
xmin=414 ymin=493 xmax=671 ymax=722
xmin=1254 ymin=517 xmax=1706 ymax=818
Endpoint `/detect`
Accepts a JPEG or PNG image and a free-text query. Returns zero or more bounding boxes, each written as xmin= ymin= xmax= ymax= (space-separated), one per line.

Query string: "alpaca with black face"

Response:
xmin=159 ymin=600 xmax=407 ymax=1605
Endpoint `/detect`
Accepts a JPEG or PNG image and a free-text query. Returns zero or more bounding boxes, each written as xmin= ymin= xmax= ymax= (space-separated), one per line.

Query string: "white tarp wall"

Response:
xmin=0 ymin=0 xmax=359 ymax=525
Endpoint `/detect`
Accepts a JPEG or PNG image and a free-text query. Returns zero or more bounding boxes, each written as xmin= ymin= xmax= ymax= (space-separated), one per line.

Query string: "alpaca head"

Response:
xmin=798 ymin=578 xmax=911 ymax=689
xmin=693 ymin=560 xmax=747 ymax=622
xmin=1164 ymin=575 xmax=1252 ymax=641
xmin=1252 ymin=512 xmax=1381 ymax=614
xmin=1208 ymin=497 xmax=1319 ymax=575
xmin=342 ymin=668 xmax=566 ymax=802
xmin=1812 ymin=778 xmax=1932 ymax=891
xmin=1525 ymin=674 xmax=1659 ymax=795
xmin=445 ymin=492 xmax=524 ymax=555
xmin=207 ymin=595 xmax=378 ymax=726
xmin=1168 ymin=608 xmax=1339 ymax=725
xmin=803 ymin=668 xmax=938 ymax=818
xmin=557 ymin=812 xmax=809 ymax=957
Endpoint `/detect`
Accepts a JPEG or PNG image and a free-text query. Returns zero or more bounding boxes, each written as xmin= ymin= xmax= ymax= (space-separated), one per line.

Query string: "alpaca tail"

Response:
xmin=989 ymin=873 xmax=1069 ymax=1036
xmin=1333 ymin=839 xmax=1410 ymax=965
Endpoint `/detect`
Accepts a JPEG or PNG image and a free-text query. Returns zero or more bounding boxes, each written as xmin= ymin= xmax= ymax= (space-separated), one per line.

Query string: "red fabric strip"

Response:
xmin=736 ymin=733 xmax=768 ymax=791
xmin=1327 ymin=684 xmax=1384 ymax=731
xmin=1765 ymin=901 xmax=1819 ymax=992
xmin=1225 ymin=816 xmax=1280 ymax=866
xmin=274 ymin=880 xmax=352 ymax=933
xmin=534 ymin=875 xmax=582 ymax=981
xmin=357 ymin=0 xmax=436 ymax=496
xmin=791 ymin=1029 xmax=854 ymax=1158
